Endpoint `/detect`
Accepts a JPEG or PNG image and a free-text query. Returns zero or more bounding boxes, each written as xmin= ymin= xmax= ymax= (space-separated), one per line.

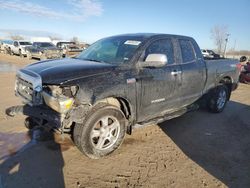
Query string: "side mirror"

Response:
xmin=139 ymin=54 xmax=168 ymax=68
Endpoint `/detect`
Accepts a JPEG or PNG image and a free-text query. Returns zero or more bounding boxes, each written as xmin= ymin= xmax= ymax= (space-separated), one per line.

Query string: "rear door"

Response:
xmin=137 ymin=38 xmax=181 ymax=122
xmin=176 ymin=39 xmax=206 ymax=106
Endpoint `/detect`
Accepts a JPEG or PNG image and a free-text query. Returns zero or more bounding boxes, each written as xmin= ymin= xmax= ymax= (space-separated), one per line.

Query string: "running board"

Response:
xmin=133 ymin=104 xmax=199 ymax=129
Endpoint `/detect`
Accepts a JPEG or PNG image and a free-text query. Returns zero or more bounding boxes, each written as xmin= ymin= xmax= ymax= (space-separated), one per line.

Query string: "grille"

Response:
xmin=15 ymin=69 xmax=43 ymax=105
xmin=16 ymin=76 xmax=34 ymax=102
xmin=46 ymin=50 xmax=61 ymax=58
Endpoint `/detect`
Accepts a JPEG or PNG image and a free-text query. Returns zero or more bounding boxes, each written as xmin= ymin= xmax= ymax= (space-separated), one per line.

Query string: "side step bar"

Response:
xmin=134 ymin=104 xmax=199 ymax=129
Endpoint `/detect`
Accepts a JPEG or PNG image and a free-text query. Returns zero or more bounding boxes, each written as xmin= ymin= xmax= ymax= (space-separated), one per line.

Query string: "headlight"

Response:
xmin=42 ymin=85 xmax=78 ymax=113
xmin=43 ymin=92 xmax=74 ymax=113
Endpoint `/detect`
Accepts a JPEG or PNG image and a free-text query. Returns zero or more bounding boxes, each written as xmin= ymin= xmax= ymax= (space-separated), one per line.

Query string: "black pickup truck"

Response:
xmin=7 ymin=33 xmax=240 ymax=159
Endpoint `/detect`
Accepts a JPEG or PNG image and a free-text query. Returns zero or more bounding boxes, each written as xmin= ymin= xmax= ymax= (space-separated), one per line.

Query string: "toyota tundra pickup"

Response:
xmin=6 ymin=34 xmax=240 ymax=159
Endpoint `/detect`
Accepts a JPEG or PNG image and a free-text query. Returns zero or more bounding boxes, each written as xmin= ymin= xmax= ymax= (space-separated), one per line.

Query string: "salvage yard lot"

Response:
xmin=0 ymin=53 xmax=250 ymax=188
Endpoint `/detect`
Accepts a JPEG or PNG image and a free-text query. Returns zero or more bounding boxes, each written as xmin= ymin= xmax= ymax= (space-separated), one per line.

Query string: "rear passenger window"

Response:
xmin=145 ymin=39 xmax=174 ymax=64
xmin=179 ymin=40 xmax=195 ymax=63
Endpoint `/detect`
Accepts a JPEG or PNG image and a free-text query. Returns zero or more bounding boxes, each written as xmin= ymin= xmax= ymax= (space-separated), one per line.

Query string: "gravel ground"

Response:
xmin=0 ymin=53 xmax=249 ymax=188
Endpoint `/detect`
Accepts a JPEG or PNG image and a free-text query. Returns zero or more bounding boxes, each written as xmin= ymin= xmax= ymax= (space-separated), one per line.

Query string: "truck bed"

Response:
xmin=204 ymin=59 xmax=239 ymax=93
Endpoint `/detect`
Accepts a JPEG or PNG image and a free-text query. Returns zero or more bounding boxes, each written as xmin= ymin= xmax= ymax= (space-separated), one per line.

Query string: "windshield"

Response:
xmin=3 ymin=40 xmax=13 ymax=44
xmin=77 ymin=36 xmax=143 ymax=64
xmin=20 ymin=42 xmax=32 ymax=45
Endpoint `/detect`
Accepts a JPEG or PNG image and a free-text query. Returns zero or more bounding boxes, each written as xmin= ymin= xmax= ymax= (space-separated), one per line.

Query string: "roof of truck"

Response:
xmin=111 ymin=33 xmax=193 ymax=40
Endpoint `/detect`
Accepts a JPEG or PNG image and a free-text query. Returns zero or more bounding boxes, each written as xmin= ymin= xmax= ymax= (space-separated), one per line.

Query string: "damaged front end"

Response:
xmin=6 ymin=69 xmax=84 ymax=133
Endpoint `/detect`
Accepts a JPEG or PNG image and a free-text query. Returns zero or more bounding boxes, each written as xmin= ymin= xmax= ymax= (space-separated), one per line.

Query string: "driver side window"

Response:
xmin=144 ymin=39 xmax=174 ymax=64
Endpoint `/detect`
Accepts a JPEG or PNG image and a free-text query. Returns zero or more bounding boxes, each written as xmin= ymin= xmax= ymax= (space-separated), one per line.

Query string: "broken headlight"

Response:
xmin=42 ymin=85 xmax=78 ymax=114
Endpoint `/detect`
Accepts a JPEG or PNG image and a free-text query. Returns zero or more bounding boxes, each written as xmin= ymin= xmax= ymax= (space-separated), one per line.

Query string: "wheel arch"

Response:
xmin=93 ymin=96 xmax=134 ymax=135
xmin=93 ymin=97 xmax=133 ymax=121
xmin=218 ymin=76 xmax=233 ymax=100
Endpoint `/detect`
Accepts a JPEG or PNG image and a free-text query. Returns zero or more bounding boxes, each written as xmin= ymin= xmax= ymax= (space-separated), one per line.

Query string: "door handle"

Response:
xmin=171 ymin=70 xmax=182 ymax=76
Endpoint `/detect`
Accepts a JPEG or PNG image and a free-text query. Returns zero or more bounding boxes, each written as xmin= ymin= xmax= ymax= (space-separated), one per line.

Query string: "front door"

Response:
xmin=137 ymin=38 xmax=181 ymax=122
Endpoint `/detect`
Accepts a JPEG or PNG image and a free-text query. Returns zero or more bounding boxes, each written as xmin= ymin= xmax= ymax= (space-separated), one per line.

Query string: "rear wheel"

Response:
xmin=207 ymin=85 xmax=229 ymax=113
xmin=73 ymin=104 xmax=126 ymax=159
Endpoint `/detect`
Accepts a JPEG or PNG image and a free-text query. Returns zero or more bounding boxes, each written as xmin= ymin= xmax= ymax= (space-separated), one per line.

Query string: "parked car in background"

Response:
xmin=26 ymin=42 xmax=62 ymax=60
xmin=201 ymin=49 xmax=220 ymax=59
xmin=0 ymin=40 xmax=13 ymax=54
xmin=10 ymin=40 xmax=32 ymax=57
xmin=56 ymin=41 xmax=83 ymax=57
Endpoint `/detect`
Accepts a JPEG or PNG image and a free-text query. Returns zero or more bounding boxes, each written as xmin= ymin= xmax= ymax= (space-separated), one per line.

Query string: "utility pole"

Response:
xmin=233 ymin=39 xmax=237 ymax=59
xmin=223 ymin=33 xmax=230 ymax=58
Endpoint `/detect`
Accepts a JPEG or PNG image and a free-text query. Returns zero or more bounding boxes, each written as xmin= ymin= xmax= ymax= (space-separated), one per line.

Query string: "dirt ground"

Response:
xmin=0 ymin=53 xmax=249 ymax=188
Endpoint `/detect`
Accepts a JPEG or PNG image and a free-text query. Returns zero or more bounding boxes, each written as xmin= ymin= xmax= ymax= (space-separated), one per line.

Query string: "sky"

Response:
xmin=0 ymin=0 xmax=249 ymax=50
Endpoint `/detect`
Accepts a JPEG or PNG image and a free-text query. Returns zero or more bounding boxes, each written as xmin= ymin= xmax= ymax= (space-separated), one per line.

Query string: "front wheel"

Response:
xmin=26 ymin=52 xmax=32 ymax=59
xmin=73 ymin=104 xmax=126 ymax=159
xmin=40 ymin=52 xmax=47 ymax=60
xmin=9 ymin=49 xmax=13 ymax=55
xmin=207 ymin=85 xmax=229 ymax=113
xmin=19 ymin=50 xmax=23 ymax=58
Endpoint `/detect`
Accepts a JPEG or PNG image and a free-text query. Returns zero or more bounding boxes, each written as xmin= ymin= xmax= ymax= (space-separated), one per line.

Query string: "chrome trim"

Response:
xmin=171 ymin=71 xmax=182 ymax=76
xmin=15 ymin=69 xmax=43 ymax=105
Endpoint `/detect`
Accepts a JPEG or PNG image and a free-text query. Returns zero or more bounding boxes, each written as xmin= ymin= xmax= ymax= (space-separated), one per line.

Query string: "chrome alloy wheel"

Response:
xmin=90 ymin=116 xmax=120 ymax=150
xmin=217 ymin=89 xmax=227 ymax=110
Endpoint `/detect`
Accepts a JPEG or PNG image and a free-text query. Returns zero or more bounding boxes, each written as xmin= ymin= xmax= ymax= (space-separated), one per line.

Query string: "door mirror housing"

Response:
xmin=139 ymin=54 xmax=168 ymax=68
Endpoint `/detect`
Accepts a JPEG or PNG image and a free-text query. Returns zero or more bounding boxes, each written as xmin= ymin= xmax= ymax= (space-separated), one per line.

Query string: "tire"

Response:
xmin=207 ymin=85 xmax=229 ymax=113
xmin=9 ymin=48 xmax=13 ymax=55
xmin=19 ymin=50 xmax=23 ymax=58
xmin=24 ymin=117 xmax=38 ymax=130
xmin=40 ymin=53 xmax=47 ymax=60
xmin=27 ymin=52 xmax=32 ymax=60
xmin=73 ymin=104 xmax=126 ymax=159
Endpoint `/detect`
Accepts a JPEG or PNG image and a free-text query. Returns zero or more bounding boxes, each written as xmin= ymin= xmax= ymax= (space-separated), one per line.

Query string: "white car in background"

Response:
xmin=0 ymin=40 xmax=13 ymax=54
xmin=201 ymin=49 xmax=220 ymax=59
xmin=10 ymin=40 xmax=32 ymax=58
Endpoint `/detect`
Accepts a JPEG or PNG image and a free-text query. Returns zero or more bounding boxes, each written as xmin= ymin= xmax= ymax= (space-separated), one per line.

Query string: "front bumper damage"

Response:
xmin=6 ymin=105 xmax=62 ymax=130
xmin=7 ymin=68 xmax=92 ymax=133
xmin=6 ymin=103 xmax=91 ymax=133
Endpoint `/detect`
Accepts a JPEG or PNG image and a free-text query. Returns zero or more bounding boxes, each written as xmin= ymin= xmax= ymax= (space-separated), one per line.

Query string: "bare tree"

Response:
xmin=210 ymin=25 xmax=228 ymax=55
xmin=9 ymin=34 xmax=24 ymax=40
xmin=70 ymin=36 xmax=80 ymax=44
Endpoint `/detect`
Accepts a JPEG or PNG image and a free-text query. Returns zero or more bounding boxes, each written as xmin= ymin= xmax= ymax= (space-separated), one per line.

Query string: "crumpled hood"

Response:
xmin=23 ymin=58 xmax=116 ymax=84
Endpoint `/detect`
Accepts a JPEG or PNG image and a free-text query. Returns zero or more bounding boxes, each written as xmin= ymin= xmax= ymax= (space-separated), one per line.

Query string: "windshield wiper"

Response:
xmin=83 ymin=58 xmax=107 ymax=63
